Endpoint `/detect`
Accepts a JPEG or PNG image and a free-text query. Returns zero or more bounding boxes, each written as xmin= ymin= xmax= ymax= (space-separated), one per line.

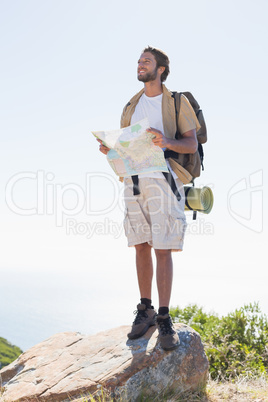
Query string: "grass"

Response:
xmin=0 ymin=337 xmax=23 ymax=369
xmin=206 ymin=375 xmax=268 ymax=401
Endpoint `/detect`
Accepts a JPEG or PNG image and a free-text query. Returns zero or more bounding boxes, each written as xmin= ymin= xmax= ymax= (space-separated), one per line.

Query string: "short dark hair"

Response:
xmin=142 ymin=46 xmax=170 ymax=82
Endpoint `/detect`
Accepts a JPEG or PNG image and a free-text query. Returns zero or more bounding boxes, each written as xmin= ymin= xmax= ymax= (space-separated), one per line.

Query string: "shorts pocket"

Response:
xmin=167 ymin=215 xmax=187 ymax=243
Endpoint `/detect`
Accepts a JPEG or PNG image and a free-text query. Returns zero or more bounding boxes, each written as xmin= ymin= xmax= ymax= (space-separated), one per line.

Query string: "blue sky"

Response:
xmin=1 ymin=0 xmax=267 ymax=347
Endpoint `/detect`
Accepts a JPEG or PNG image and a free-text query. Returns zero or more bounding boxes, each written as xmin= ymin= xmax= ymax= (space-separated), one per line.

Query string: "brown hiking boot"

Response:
xmin=156 ymin=314 xmax=180 ymax=351
xmin=127 ymin=303 xmax=157 ymax=340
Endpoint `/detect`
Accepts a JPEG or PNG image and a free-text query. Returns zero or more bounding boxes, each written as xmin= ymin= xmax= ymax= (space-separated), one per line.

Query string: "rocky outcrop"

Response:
xmin=0 ymin=324 xmax=209 ymax=401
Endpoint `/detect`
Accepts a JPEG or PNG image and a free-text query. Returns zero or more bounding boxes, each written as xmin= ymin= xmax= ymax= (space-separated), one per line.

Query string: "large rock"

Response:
xmin=0 ymin=324 xmax=209 ymax=401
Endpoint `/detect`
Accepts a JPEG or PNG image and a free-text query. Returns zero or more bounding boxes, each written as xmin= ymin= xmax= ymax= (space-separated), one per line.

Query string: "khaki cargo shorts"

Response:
xmin=123 ymin=176 xmax=187 ymax=252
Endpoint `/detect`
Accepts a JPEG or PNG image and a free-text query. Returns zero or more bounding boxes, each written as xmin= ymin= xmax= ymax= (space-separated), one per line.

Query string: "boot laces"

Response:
xmin=133 ymin=309 xmax=148 ymax=325
xmin=158 ymin=316 xmax=175 ymax=336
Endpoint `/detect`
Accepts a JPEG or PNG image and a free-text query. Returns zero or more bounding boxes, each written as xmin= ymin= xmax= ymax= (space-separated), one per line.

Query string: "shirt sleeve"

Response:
xmin=178 ymin=94 xmax=201 ymax=134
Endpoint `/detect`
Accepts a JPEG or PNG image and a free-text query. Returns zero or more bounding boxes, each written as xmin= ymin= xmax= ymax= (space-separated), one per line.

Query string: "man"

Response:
xmin=98 ymin=46 xmax=200 ymax=350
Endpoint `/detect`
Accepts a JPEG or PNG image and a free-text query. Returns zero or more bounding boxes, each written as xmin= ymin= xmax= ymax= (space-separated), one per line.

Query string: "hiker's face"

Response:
xmin=137 ymin=52 xmax=159 ymax=82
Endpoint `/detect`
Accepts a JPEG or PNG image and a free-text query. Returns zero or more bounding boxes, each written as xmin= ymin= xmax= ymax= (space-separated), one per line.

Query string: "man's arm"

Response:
xmin=147 ymin=128 xmax=198 ymax=154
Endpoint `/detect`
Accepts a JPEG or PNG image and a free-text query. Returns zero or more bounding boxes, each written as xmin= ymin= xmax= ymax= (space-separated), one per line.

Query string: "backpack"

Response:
xmin=131 ymin=90 xmax=209 ymax=219
xmin=164 ymin=91 xmax=207 ymax=184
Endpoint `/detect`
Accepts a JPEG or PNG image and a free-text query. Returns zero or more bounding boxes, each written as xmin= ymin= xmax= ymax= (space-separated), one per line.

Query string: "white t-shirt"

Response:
xmin=130 ymin=93 xmax=176 ymax=179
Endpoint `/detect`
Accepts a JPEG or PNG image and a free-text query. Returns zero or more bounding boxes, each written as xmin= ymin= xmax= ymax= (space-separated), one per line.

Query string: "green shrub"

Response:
xmin=0 ymin=337 xmax=22 ymax=368
xmin=170 ymin=302 xmax=268 ymax=380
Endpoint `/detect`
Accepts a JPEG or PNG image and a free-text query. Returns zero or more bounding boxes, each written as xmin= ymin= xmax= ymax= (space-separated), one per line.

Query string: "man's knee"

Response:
xmin=154 ymin=249 xmax=172 ymax=259
xmin=135 ymin=242 xmax=151 ymax=254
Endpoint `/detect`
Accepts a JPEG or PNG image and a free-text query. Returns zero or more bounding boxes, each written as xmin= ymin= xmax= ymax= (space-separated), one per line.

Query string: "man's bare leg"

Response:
xmin=127 ymin=242 xmax=156 ymax=340
xmin=154 ymin=249 xmax=173 ymax=308
xmin=135 ymin=242 xmax=153 ymax=299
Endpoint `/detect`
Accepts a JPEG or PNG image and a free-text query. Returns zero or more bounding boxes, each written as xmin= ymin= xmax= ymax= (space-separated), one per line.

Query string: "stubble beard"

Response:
xmin=138 ymin=67 xmax=158 ymax=83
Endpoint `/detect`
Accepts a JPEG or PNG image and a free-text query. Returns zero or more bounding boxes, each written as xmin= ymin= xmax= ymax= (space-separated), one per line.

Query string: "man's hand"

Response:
xmin=97 ymin=139 xmax=110 ymax=155
xmin=147 ymin=128 xmax=168 ymax=149
xmin=147 ymin=127 xmax=198 ymax=154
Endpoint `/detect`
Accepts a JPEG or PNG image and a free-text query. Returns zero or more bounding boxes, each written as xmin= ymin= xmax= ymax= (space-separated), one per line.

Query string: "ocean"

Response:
xmin=0 ymin=267 xmax=137 ymax=352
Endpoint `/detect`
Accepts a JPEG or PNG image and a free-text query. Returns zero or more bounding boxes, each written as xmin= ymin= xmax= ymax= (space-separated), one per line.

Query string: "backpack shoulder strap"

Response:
xmin=171 ymin=91 xmax=182 ymax=139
